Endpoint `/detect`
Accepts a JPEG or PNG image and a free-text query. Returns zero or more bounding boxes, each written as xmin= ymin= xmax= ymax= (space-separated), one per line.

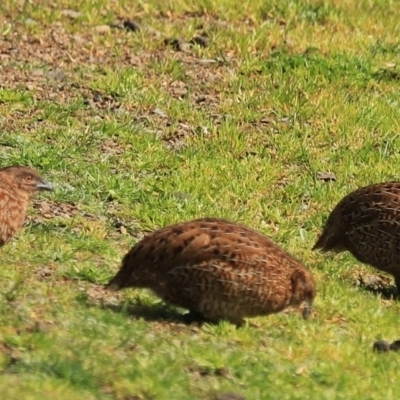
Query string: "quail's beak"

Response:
xmin=36 ymin=181 xmax=54 ymax=191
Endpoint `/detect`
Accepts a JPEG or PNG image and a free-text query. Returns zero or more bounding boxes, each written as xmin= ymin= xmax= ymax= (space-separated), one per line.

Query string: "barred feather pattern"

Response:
xmin=0 ymin=166 xmax=52 ymax=247
xmin=107 ymin=218 xmax=316 ymax=325
xmin=313 ymin=182 xmax=400 ymax=288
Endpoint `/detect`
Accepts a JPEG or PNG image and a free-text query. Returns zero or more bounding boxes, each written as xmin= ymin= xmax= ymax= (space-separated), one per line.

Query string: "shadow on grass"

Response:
xmin=95 ymin=300 xmax=247 ymax=328
xmin=354 ymin=273 xmax=398 ymax=300
xmin=100 ymin=301 xmax=193 ymax=324
xmin=70 ymin=278 xmax=211 ymax=326
xmin=90 ymin=298 xmax=212 ymax=326
xmin=359 ymin=284 xmax=398 ymax=300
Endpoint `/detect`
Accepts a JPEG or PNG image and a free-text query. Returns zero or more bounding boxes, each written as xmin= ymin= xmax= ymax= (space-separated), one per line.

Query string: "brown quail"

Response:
xmin=313 ymin=182 xmax=400 ymax=290
xmin=0 ymin=165 xmax=53 ymax=247
xmin=106 ymin=218 xmax=316 ymax=326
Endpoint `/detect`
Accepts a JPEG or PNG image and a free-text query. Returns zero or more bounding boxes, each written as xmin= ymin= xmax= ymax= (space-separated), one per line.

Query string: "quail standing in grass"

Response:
xmin=106 ymin=218 xmax=316 ymax=326
xmin=0 ymin=166 xmax=53 ymax=247
xmin=313 ymin=182 xmax=400 ymax=291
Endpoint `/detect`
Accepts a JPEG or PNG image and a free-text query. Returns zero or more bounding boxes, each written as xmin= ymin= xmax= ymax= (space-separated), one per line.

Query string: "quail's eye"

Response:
xmin=25 ymin=175 xmax=33 ymax=181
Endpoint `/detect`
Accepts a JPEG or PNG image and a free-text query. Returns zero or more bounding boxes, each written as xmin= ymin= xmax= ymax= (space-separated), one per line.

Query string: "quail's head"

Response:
xmin=1 ymin=166 xmax=53 ymax=197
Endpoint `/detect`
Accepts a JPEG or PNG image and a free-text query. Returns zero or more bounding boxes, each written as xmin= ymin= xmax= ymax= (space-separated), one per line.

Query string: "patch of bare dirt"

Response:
xmin=85 ymin=282 xmax=122 ymax=306
xmin=26 ymin=200 xmax=100 ymax=226
xmin=0 ymin=8 xmax=238 ymax=150
xmin=187 ymin=364 xmax=231 ymax=379
xmin=32 ymin=199 xmax=81 ymax=219
xmin=100 ymin=137 xmax=129 ymax=155
xmin=215 ymin=393 xmax=246 ymax=400
xmin=34 ymin=264 xmax=57 ymax=281
xmin=346 ymin=269 xmax=396 ymax=299
xmin=0 ymin=7 xmax=283 ymax=158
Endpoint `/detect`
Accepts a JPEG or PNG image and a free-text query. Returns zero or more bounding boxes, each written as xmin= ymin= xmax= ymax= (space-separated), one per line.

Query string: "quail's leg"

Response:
xmin=183 ymin=311 xmax=249 ymax=328
xmin=302 ymin=302 xmax=313 ymax=319
xmin=182 ymin=310 xmax=208 ymax=326
xmin=229 ymin=317 xmax=246 ymax=328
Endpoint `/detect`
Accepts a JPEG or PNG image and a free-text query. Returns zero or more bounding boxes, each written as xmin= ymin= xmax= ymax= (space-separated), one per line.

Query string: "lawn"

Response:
xmin=1 ymin=0 xmax=400 ymax=399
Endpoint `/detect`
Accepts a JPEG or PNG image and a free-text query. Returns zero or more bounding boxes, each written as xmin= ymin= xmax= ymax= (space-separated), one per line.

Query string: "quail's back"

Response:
xmin=313 ymin=182 xmax=400 ymax=289
xmin=0 ymin=165 xmax=53 ymax=247
xmin=106 ymin=218 xmax=316 ymax=325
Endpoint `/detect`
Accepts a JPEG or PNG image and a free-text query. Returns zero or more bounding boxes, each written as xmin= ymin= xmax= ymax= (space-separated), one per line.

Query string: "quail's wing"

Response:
xmin=346 ymin=216 xmax=400 ymax=269
xmin=165 ymin=219 xmax=295 ymax=292
xmin=120 ymin=218 xmax=296 ymax=284
xmin=341 ymin=183 xmax=400 ymax=224
xmin=314 ymin=183 xmax=400 ymax=250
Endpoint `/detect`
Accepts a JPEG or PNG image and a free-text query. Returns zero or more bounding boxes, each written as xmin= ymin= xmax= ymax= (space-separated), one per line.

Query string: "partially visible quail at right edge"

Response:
xmin=313 ymin=181 xmax=400 ymax=292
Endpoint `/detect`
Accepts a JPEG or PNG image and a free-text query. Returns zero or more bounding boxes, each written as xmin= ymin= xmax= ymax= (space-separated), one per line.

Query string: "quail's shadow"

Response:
xmin=76 ymin=281 xmax=216 ymax=326
xmin=97 ymin=301 xmax=212 ymax=326
xmin=360 ymin=285 xmax=398 ymax=300
xmin=355 ymin=274 xmax=398 ymax=300
xmin=100 ymin=301 xmax=190 ymax=324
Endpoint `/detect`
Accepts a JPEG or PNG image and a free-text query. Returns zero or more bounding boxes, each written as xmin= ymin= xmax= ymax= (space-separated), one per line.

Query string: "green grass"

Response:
xmin=1 ymin=0 xmax=400 ymax=398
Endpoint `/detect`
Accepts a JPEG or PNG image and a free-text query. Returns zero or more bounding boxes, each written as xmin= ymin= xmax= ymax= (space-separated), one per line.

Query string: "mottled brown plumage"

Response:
xmin=106 ymin=218 xmax=316 ymax=326
xmin=0 ymin=165 xmax=53 ymax=247
xmin=313 ymin=182 xmax=400 ymax=289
